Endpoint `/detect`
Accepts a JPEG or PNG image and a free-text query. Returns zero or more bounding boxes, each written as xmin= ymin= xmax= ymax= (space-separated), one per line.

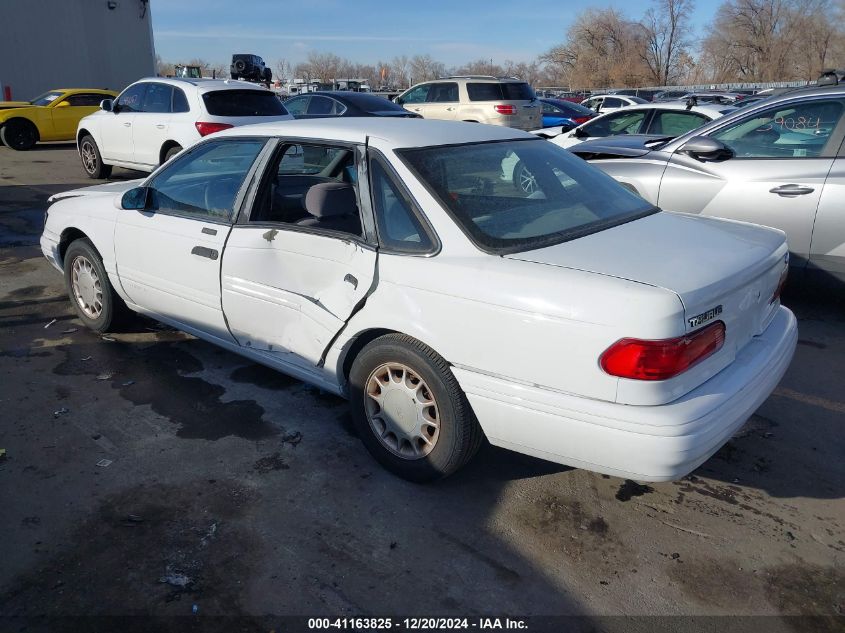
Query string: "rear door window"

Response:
xmin=141 ymin=83 xmax=174 ymax=113
xmin=427 ymin=83 xmax=459 ymax=103
xmin=468 ymin=83 xmax=535 ymax=101
xmin=202 ymin=90 xmax=289 ymax=116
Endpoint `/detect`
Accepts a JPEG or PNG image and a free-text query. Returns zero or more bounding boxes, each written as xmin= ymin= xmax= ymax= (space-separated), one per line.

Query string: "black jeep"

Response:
xmin=230 ymin=54 xmax=272 ymax=83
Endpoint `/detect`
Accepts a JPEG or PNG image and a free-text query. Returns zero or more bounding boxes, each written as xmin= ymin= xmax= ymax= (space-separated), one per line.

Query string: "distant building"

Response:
xmin=0 ymin=0 xmax=155 ymax=100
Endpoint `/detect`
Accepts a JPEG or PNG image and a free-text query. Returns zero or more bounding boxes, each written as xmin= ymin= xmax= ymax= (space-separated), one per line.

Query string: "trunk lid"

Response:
xmin=506 ymin=211 xmax=788 ymax=366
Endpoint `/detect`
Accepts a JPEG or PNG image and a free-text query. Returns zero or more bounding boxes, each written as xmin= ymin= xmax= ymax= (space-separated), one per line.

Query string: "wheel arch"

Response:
xmin=339 ymin=327 xmax=449 ymax=385
xmin=3 ymin=116 xmax=40 ymax=141
xmin=58 ymin=227 xmax=98 ymax=266
xmin=77 ymin=127 xmax=92 ymax=147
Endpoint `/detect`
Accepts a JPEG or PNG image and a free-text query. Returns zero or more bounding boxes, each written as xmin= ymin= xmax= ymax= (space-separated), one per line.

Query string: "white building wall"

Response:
xmin=0 ymin=0 xmax=155 ymax=100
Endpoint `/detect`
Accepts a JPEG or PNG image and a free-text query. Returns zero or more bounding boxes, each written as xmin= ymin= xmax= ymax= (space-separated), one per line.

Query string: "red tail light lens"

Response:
xmin=572 ymin=116 xmax=591 ymax=124
xmin=494 ymin=104 xmax=516 ymax=115
xmin=600 ymin=321 xmax=726 ymax=381
xmin=195 ymin=122 xmax=234 ymax=137
xmin=771 ymin=264 xmax=788 ymax=303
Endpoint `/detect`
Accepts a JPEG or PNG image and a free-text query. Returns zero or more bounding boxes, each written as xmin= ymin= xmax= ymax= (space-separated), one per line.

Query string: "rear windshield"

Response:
xmin=399 ymin=139 xmax=655 ymax=254
xmin=549 ymin=100 xmax=595 ymax=116
xmin=202 ymin=90 xmax=288 ymax=116
xmin=467 ymin=82 xmax=535 ymax=102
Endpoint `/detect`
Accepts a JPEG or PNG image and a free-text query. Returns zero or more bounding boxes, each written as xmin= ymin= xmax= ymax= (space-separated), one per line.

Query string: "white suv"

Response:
xmin=395 ymin=76 xmax=541 ymax=131
xmin=76 ymin=78 xmax=293 ymax=178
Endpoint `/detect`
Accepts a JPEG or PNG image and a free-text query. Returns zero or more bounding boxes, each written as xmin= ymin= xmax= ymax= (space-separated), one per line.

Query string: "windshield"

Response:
xmin=30 ymin=91 xmax=64 ymax=106
xmin=399 ymin=139 xmax=656 ymax=254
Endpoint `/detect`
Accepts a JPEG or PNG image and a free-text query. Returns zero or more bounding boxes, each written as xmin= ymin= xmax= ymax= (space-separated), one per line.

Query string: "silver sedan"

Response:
xmin=570 ymin=85 xmax=845 ymax=282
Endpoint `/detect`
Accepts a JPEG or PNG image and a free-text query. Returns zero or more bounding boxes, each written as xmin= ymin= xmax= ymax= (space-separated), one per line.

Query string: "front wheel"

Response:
xmin=349 ymin=334 xmax=483 ymax=482
xmin=1 ymin=119 xmax=38 ymax=150
xmin=79 ymin=135 xmax=112 ymax=179
xmin=63 ymin=239 xmax=125 ymax=332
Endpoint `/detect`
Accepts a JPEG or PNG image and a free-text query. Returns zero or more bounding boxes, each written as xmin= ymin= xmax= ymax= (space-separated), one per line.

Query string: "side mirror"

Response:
xmin=56 ymin=100 xmax=70 ymax=108
xmin=100 ymin=99 xmax=113 ymax=112
xmin=118 ymin=187 xmax=149 ymax=211
xmin=678 ymin=136 xmax=733 ymax=161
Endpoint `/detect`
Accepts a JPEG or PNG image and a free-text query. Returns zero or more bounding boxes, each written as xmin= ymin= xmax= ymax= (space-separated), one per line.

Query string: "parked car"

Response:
xmin=42 ymin=118 xmax=796 ymax=483
xmin=611 ymin=88 xmax=662 ymax=102
xmin=549 ymin=102 xmax=736 ymax=149
xmin=653 ymin=90 xmax=694 ymax=102
xmin=580 ymin=94 xmax=647 ymax=114
xmin=394 ymin=76 xmax=541 ymax=130
xmin=230 ymin=54 xmax=271 ymax=83
xmin=568 ymin=85 xmax=845 ymax=281
xmin=76 ymin=77 xmax=292 ymax=178
xmin=539 ymin=98 xmax=595 ymax=128
xmin=284 ymin=91 xmax=421 ymax=119
xmin=0 ymin=89 xmax=117 ymax=150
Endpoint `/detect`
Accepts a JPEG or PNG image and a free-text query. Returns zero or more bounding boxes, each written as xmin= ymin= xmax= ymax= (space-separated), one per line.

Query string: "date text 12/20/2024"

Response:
xmin=307 ymin=618 xmax=528 ymax=630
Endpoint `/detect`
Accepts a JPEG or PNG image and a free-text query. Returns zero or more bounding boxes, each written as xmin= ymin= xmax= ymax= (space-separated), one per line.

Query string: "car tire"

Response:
xmin=349 ymin=334 xmax=484 ymax=482
xmin=512 ymin=160 xmax=538 ymax=195
xmin=79 ymin=135 xmax=112 ymax=179
xmin=163 ymin=144 xmax=182 ymax=163
xmin=0 ymin=119 xmax=38 ymax=150
xmin=63 ymin=239 xmax=126 ymax=333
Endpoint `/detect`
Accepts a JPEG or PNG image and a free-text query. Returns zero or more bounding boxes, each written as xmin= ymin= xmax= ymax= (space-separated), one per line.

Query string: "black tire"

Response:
xmin=79 ymin=135 xmax=112 ymax=179
xmin=163 ymin=144 xmax=182 ymax=163
xmin=0 ymin=118 xmax=38 ymax=150
xmin=262 ymin=68 xmax=272 ymax=82
xmin=235 ymin=60 xmax=246 ymax=73
xmin=349 ymin=334 xmax=483 ymax=482
xmin=63 ymin=239 xmax=126 ymax=333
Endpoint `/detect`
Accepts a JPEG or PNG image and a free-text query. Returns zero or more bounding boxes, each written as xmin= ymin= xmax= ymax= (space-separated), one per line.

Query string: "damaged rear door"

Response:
xmin=221 ymin=139 xmax=378 ymax=369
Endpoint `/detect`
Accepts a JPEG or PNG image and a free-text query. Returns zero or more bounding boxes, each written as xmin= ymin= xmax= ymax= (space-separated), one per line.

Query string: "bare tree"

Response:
xmin=641 ymin=0 xmax=695 ymax=85
xmin=390 ymin=55 xmax=411 ymax=88
xmin=275 ymin=59 xmax=292 ymax=82
xmin=409 ymin=54 xmax=446 ymax=83
xmin=305 ymin=51 xmax=343 ymax=83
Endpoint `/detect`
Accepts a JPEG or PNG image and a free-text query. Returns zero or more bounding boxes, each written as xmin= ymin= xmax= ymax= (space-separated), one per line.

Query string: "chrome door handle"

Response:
xmin=769 ymin=184 xmax=815 ymax=197
xmin=123 ymin=122 xmax=131 ymax=127
xmin=446 ymin=107 xmax=455 ymax=111
xmin=343 ymin=274 xmax=358 ymax=289
xmin=155 ymin=124 xmax=165 ymax=129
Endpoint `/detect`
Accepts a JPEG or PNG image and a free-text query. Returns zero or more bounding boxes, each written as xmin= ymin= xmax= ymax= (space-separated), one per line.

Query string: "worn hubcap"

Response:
xmin=365 ymin=363 xmax=440 ymax=460
xmin=517 ymin=163 xmax=538 ymax=194
xmin=81 ymin=142 xmax=97 ymax=173
xmin=71 ymin=256 xmax=103 ymax=319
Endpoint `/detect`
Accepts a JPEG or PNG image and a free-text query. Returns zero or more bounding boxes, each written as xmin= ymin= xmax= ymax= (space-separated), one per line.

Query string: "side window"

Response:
xmin=115 ymin=83 xmax=147 ymax=113
xmin=603 ymin=97 xmax=624 ymax=109
xmin=711 ymin=99 xmax=845 ymax=158
xmin=427 ymin=82 xmax=458 ymax=103
xmin=249 ymin=143 xmax=362 ymax=237
xmin=467 ymin=83 xmax=503 ymax=101
xmin=65 ymin=93 xmax=107 ymax=107
xmin=541 ymin=102 xmax=555 ymax=114
xmin=400 ymin=84 xmax=430 ymax=104
xmin=172 ymin=88 xmax=190 ymax=113
xmin=584 ymin=111 xmax=646 ymax=137
xmin=141 ymin=83 xmax=174 ymax=113
xmin=307 ymin=96 xmax=335 ymax=115
xmin=147 ymin=139 xmax=265 ymax=222
xmin=649 ymin=111 xmax=708 ymax=136
xmin=284 ymin=96 xmax=309 ymax=115
xmin=370 ymin=158 xmax=435 ymax=253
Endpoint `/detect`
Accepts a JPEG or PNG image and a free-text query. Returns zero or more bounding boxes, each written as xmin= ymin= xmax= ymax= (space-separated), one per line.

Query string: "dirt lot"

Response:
xmin=0 ymin=144 xmax=843 ymax=632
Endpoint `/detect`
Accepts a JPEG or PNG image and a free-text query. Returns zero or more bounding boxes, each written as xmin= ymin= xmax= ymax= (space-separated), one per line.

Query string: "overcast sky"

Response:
xmin=151 ymin=0 xmax=721 ymax=67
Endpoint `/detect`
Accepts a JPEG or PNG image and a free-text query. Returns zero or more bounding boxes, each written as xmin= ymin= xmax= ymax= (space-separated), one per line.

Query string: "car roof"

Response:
xmin=134 ymin=77 xmax=270 ymax=93
xmin=53 ymin=88 xmax=116 ymax=94
xmin=289 ymin=91 xmax=406 ymax=109
xmin=215 ymin=117 xmax=533 ymax=147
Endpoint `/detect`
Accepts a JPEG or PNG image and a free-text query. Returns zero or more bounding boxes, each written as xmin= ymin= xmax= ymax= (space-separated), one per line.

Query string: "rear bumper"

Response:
xmin=453 ymin=306 xmax=797 ymax=481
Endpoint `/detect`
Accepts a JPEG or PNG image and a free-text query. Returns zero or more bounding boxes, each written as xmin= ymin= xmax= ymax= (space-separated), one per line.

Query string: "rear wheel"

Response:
xmin=1 ymin=119 xmax=38 ymax=150
xmin=63 ymin=239 xmax=125 ymax=332
xmin=163 ymin=144 xmax=182 ymax=163
xmin=79 ymin=135 xmax=112 ymax=179
xmin=349 ymin=334 xmax=483 ymax=482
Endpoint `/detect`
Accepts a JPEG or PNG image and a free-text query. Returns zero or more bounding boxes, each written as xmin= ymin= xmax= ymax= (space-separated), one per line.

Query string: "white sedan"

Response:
xmin=41 ymin=119 xmax=797 ymax=482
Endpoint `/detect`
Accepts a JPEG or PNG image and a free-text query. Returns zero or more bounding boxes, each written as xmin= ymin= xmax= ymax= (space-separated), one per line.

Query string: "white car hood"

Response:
xmin=48 ymin=179 xmax=145 ymax=203
xmin=505 ymin=211 xmax=787 ymax=310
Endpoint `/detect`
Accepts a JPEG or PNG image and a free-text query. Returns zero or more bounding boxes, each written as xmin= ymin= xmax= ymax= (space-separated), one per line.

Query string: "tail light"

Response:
xmin=494 ymin=104 xmax=516 ymax=115
xmin=771 ymin=260 xmax=789 ymax=303
xmin=195 ymin=121 xmax=234 ymax=137
xmin=600 ymin=321 xmax=726 ymax=381
xmin=572 ymin=116 xmax=592 ymax=125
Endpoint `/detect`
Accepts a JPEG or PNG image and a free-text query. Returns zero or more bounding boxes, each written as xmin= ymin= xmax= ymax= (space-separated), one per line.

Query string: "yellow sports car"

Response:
xmin=0 ymin=88 xmax=117 ymax=150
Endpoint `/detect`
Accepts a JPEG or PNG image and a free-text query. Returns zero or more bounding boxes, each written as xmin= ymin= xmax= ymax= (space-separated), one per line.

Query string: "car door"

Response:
xmin=100 ymin=83 xmax=146 ymax=162
xmin=807 ymin=139 xmax=845 ymax=278
xmin=425 ymin=82 xmax=459 ymax=120
xmin=397 ymin=83 xmax=431 ymax=117
xmin=50 ymin=92 xmax=104 ymax=140
xmin=131 ymin=82 xmax=174 ymax=168
xmin=221 ymin=140 xmax=377 ymax=369
xmin=113 ymin=137 xmax=268 ymax=341
xmin=657 ymin=96 xmax=845 ymax=262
